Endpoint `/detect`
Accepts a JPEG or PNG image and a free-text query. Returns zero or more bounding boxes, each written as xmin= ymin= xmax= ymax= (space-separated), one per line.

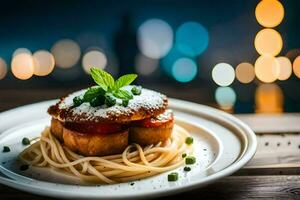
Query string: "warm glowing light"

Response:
xmin=13 ymin=48 xmax=31 ymax=57
xmin=138 ymin=19 xmax=173 ymax=59
xmin=51 ymin=39 xmax=81 ymax=68
xmin=32 ymin=50 xmax=55 ymax=76
xmin=254 ymin=28 xmax=282 ymax=56
xmin=82 ymin=50 xmax=107 ymax=74
xmin=293 ymin=56 xmax=300 ymax=79
xmin=255 ymin=83 xmax=283 ymax=113
xmin=11 ymin=53 xmax=34 ymax=80
xmin=175 ymin=21 xmax=209 ymax=57
xmin=172 ymin=58 xmax=197 ymax=82
xmin=276 ymin=56 xmax=292 ymax=81
xmin=215 ymin=87 xmax=236 ymax=110
xmin=135 ymin=54 xmax=158 ymax=76
xmin=255 ymin=0 xmax=284 ymax=28
xmin=0 ymin=58 xmax=7 ymax=80
xmin=255 ymin=55 xmax=280 ymax=83
xmin=235 ymin=62 xmax=255 ymax=84
xmin=212 ymin=63 xmax=235 ymax=86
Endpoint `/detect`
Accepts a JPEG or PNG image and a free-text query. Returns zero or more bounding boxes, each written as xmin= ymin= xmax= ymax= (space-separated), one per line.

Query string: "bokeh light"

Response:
xmin=137 ymin=19 xmax=173 ymax=59
xmin=161 ymin=46 xmax=185 ymax=76
xmin=293 ymin=56 xmax=300 ymax=79
xmin=135 ymin=53 xmax=158 ymax=76
xmin=82 ymin=50 xmax=107 ymax=74
xmin=235 ymin=62 xmax=255 ymax=84
xmin=51 ymin=39 xmax=81 ymax=68
xmin=276 ymin=56 xmax=292 ymax=81
xmin=215 ymin=87 xmax=236 ymax=110
xmin=12 ymin=48 xmax=32 ymax=57
xmin=171 ymin=58 xmax=197 ymax=82
xmin=255 ymin=0 xmax=284 ymax=28
xmin=11 ymin=53 xmax=34 ymax=80
xmin=32 ymin=50 xmax=55 ymax=76
xmin=175 ymin=21 xmax=209 ymax=57
xmin=254 ymin=55 xmax=280 ymax=83
xmin=212 ymin=63 xmax=235 ymax=86
xmin=0 ymin=58 xmax=8 ymax=80
xmin=254 ymin=28 xmax=282 ymax=56
xmin=255 ymin=83 xmax=283 ymax=113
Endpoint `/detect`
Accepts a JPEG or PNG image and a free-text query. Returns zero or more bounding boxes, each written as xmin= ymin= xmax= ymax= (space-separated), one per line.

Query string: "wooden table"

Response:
xmin=1 ymin=89 xmax=300 ymax=199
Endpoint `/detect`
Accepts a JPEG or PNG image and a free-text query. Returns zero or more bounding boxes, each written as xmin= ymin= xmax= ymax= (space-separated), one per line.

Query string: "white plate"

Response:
xmin=0 ymin=99 xmax=257 ymax=199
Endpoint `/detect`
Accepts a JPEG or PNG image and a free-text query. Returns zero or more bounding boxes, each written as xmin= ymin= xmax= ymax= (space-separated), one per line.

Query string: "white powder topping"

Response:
xmin=58 ymin=86 xmax=167 ymax=121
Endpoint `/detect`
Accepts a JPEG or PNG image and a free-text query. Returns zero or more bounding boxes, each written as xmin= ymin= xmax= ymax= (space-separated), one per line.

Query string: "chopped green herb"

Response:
xmin=131 ymin=86 xmax=142 ymax=95
xmin=105 ymin=94 xmax=116 ymax=107
xmin=113 ymin=89 xmax=133 ymax=100
xmin=83 ymin=87 xmax=105 ymax=102
xmin=185 ymin=156 xmax=196 ymax=165
xmin=19 ymin=164 xmax=29 ymax=171
xmin=182 ymin=153 xmax=187 ymax=158
xmin=2 ymin=146 xmax=10 ymax=153
xmin=22 ymin=137 xmax=30 ymax=145
xmin=167 ymin=172 xmax=178 ymax=181
xmin=184 ymin=166 xmax=191 ymax=172
xmin=73 ymin=96 xmax=83 ymax=107
xmin=122 ymin=99 xmax=129 ymax=107
xmin=90 ymin=96 xmax=105 ymax=107
xmin=185 ymin=137 xmax=193 ymax=145
xmin=73 ymin=68 xmax=138 ymax=108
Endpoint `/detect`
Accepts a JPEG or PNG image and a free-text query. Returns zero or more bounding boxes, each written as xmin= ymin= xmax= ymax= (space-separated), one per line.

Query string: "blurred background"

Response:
xmin=0 ymin=0 xmax=300 ymax=114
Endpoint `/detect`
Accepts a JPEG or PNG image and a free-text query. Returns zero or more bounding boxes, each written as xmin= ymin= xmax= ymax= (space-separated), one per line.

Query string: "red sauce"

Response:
xmin=134 ymin=110 xmax=174 ymax=128
xmin=64 ymin=110 xmax=173 ymax=134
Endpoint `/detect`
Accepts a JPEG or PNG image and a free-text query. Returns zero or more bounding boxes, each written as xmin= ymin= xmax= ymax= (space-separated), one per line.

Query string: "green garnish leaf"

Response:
xmin=131 ymin=86 xmax=142 ymax=95
xmin=22 ymin=137 xmax=30 ymax=145
xmin=182 ymin=153 xmax=187 ymax=158
xmin=114 ymin=74 xmax=137 ymax=90
xmin=73 ymin=96 xmax=83 ymax=107
xmin=105 ymin=93 xmax=116 ymax=107
xmin=184 ymin=166 xmax=191 ymax=172
xmin=185 ymin=137 xmax=193 ymax=145
xmin=83 ymin=87 xmax=105 ymax=102
xmin=73 ymin=68 xmax=139 ymax=108
xmin=2 ymin=146 xmax=10 ymax=153
xmin=168 ymin=172 xmax=178 ymax=181
xmin=185 ymin=156 xmax=196 ymax=165
xmin=90 ymin=96 xmax=105 ymax=107
xmin=122 ymin=99 xmax=129 ymax=107
xmin=113 ymin=89 xmax=133 ymax=100
xmin=90 ymin=68 xmax=115 ymax=91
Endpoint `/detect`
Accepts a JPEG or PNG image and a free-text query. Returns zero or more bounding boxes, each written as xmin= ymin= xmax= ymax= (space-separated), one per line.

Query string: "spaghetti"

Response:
xmin=19 ymin=125 xmax=192 ymax=184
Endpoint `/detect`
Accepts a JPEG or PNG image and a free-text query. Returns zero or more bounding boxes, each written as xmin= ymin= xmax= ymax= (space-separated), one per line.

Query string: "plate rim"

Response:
xmin=0 ymin=98 xmax=257 ymax=199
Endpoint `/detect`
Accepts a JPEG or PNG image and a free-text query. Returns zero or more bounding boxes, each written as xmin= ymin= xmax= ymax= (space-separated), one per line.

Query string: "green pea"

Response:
xmin=131 ymin=86 xmax=142 ymax=95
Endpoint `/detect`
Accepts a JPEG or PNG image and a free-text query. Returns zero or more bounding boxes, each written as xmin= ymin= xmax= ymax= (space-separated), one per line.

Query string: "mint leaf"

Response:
xmin=90 ymin=68 xmax=114 ymax=91
xmin=83 ymin=86 xmax=105 ymax=102
xmin=113 ymin=89 xmax=133 ymax=100
xmin=114 ymin=74 xmax=137 ymax=90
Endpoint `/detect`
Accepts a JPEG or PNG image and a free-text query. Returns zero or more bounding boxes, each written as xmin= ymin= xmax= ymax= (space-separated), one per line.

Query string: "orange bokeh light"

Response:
xmin=293 ymin=56 xmax=300 ymax=79
xmin=235 ymin=62 xmax=255 ymax=84
xmin=11 ymin=53 xmax=34 ymax=80
xmin=255 ymin=55 xmax=280 ymax=83
xmin=0 ymin=58 xmax=7 ymax=80
xmin=276 ymin=56 xmax=292 ymax=81
xmin=254 ymin=28 xmax=283 ymax=56
xmin=255 ymin=83 xmax=283 ymax=113
xmin=255 ymin=0 xmax=284 ymax=28
xmin=33 ymin=50 xmax=55 ymax=76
